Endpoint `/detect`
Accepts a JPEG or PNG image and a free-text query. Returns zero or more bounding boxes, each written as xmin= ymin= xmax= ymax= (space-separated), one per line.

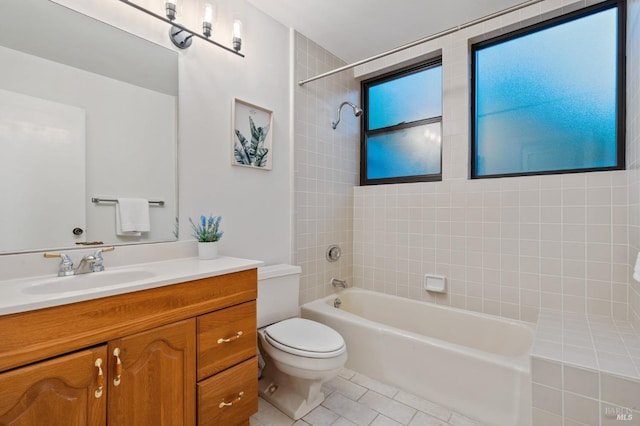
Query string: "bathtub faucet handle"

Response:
xmin=331 ymin=278 xmax=349 ymax=289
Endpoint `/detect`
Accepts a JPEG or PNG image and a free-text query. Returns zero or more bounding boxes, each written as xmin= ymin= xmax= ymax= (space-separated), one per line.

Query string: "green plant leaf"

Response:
xmin=258 ymin=124 xmax=270 ymax=145
xmin=249 ymin=116 xmax=260 ymax=160
xmin=254 ymin=147 xmax=269 ymax=167
xmin=234 ymin=129 xmax=252 ymax=164
xmin=234 ymin=140 xmax=250 ymax=164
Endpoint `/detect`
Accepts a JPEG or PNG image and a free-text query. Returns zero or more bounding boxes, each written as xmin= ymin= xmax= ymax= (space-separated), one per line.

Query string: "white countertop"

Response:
xmin=0 ymin=256 xmax=263 ymax=316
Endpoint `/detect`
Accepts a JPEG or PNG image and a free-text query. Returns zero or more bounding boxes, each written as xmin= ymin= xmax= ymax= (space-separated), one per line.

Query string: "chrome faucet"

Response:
xmin=75 ymin=248 xmax=113 ymax=274
xmin=44 ymin=247 xmax=114 ymax=276
xmin=74 ymin=254 xmax=97 ymax=275
xmin=91 ymin=248 xmax=109 ymax=272
xmin=44 ymin=253 xmax=75 ymax=276
xmin=331 ymin=278 xmax=349 ymax=289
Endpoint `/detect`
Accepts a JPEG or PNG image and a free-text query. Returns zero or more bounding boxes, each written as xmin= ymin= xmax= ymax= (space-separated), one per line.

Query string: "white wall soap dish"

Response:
xmin=424 ymin=274 xmax=446 ymax=293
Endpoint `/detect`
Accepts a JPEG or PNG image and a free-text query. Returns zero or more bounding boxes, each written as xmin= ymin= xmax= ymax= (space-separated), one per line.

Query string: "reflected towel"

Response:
xmin=116 ymin=198 xmax=150 ymax=236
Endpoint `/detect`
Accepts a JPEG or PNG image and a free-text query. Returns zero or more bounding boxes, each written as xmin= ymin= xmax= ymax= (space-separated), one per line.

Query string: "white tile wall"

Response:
xmin=628 ymin=0 xmax=640 ymax=329
xmin=293 ymin=32 xmax=360 ymax=305
xmin=531 ymin=310 xmax=640 ymax=425
xmin=351 ymin=0 xmax=635 ymax=323
xmin=354 ymin=170 xmax=629 ymax=322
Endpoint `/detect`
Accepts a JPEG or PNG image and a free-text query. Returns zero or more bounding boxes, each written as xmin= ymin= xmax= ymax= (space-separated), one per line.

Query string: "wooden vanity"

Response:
xmin=0 ymin=267 xmax=258 ymax=425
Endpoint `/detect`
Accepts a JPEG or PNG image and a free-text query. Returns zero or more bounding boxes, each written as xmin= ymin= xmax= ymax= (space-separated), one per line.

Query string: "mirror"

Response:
xmin=0 ymin=0 xmax=178 ymax=254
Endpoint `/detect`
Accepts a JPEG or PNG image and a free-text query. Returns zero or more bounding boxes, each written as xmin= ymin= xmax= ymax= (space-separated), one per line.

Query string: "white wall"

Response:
xmin=49 ymin=0 xmax=293 ymax=265
xmin=0 ymin=88 xmax=85 ymax=252
xmin=0 ymin=45 xmax=177 ymax=248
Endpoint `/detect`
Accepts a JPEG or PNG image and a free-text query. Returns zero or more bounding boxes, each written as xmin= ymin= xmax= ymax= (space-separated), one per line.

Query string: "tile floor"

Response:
xmin=250 ymin=369 xmax=484 ymax=426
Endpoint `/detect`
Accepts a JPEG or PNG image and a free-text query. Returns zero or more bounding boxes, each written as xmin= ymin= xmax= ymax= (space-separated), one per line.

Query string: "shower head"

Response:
xmin=331 ymin=101 xmax=364 ymax=129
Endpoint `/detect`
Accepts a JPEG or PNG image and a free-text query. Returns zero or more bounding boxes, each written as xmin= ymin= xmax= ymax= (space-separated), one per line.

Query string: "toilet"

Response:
xmin=257 ymin=264 xmax=348 ymax=420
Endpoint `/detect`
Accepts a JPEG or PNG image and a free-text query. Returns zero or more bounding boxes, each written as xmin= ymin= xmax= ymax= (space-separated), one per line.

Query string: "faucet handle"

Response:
xmin=331 ymin=278 xmax=349 ymax=288
xmin=91 ymin=246 xmax=114 ymax=272
xmin=44 ymin=252 xmax=74 ymax=276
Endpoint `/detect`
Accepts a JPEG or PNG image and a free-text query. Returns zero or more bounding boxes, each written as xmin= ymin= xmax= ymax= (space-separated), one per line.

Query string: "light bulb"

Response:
xmin=203 ymin=3 xmax=214 ymax=23
xmin=165 ymin=0 xmax=177 ymax=21
xmin=202 ymin=3 xmax=215 ymax=38
xmin=232 ymin=19 xmax=242 ymax=52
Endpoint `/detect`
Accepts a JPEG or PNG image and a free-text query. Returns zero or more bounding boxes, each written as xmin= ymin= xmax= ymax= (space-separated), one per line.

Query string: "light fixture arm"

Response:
xmin=117 ymin=0 xmax=244 ymax=57
xmin=169 ymin=27 xmax=193 ymax=49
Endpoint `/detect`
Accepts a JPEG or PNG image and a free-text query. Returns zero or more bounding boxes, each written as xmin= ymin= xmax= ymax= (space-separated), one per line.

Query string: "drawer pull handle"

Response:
xmin=219 ymin=391 xmax=244 ymax=408
xmin=113 ymin=348 xmax=122 ymax=386
xmin=94 ymin=358 xmax=104 ymax=398
xmin=217 ymin=331 xmax=243 ymax=344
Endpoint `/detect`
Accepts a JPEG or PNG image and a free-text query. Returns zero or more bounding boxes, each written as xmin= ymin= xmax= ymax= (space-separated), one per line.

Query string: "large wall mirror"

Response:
xmin=0 ymin=0 xmax=178 ymax=254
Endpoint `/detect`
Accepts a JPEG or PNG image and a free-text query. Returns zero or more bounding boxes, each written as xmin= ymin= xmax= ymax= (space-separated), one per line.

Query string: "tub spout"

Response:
xmin=331 ymin=278 xmax=349 ymax=288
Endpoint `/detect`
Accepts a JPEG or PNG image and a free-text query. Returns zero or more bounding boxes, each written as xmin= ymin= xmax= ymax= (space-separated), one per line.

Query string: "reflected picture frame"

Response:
xmin=231 ymin=98 xmax=273 ymax=171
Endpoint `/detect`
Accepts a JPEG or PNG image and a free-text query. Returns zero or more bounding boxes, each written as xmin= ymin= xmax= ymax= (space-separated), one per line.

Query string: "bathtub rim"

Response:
xmin=301 ymin=287 xmax=535 ymax=374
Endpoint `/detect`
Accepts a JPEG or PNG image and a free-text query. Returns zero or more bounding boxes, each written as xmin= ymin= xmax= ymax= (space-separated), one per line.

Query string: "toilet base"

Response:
xmin=258 ymin=366 xmax=325 ymax=420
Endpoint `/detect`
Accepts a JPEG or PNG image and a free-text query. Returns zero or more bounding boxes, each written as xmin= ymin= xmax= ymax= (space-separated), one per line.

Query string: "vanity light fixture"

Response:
xmin=232 ymin=19 xmax=242 ymax=52
xmin=202 ymin=3 xmax=214 ymax=38
xmin=117 ymin=0 xmax=244 ymax=57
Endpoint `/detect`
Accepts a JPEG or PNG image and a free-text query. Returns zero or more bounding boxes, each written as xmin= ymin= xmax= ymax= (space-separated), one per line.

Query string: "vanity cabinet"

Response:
xmin=0 ymin=346 xmax=107 ymax=425
xmin=0 ymin=268 xmax=258 ymax=426
xmin=197 ymin=301 xmax=257 ymax=426
xmin=107 ymin=319 xmax=196 ymax=426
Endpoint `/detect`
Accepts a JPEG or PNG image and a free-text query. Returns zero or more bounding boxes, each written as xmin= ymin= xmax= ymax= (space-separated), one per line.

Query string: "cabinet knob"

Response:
xmin=218 ymin=392 xmax=244 ymax=409
xmin=113 ymin=348 xmax=123 ymax=386
xmin=217 ymin=331 xmax=243 ymax=344
xmin=94 ymin=358 xmax=104 ymax=398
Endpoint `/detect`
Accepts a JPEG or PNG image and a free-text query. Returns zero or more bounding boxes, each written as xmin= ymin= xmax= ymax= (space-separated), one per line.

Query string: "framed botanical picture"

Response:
xmin=232 ymin=98 xmax=273 ymax=170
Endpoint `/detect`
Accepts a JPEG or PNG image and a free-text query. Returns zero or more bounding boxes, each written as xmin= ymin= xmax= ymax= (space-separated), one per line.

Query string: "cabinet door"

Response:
xmin=107 ymin=319 xmax=196 ymax=426
xmin=0 ymin=346 xmax=107 ymax=426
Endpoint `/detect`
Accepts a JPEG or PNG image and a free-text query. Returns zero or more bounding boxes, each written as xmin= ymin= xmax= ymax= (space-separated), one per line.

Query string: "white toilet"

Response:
xmin=257 ymin=264 xmax=348 ymax=420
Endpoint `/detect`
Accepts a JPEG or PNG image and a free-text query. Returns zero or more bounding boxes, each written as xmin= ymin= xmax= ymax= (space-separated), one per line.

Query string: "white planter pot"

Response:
xmin=197 ymin=241 xmax=219 ymax=260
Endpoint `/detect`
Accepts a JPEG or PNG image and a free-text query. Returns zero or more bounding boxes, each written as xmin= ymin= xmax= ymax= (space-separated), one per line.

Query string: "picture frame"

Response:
xmin=231 ymin=98 xmax=273 ymax=170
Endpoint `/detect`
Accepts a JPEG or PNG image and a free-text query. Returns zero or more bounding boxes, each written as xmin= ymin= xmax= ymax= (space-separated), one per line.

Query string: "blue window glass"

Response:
xmin=472 ymin=2 xmax=623 ymax=178
xmin=368 ymin=67 xmax=442 ymax=130
xmin=367 ymin=123 xmax=442 ymax=180
xmin=362 ymin=60 xmax=443 ymax=185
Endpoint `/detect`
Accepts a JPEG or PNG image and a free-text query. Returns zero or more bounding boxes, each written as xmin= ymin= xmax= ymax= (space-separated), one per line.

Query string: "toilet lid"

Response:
xmin=265 ymin=318 xmax=346 ymax=358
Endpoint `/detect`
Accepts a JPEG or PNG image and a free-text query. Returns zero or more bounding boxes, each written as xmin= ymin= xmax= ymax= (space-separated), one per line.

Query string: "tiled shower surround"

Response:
xmin=628 ymin=0 xmax=640 ymax=329
xmin=354 ymin=172 xmax=629 ymax=323
xmin=293 ymin=32 xmax=359 ymax=305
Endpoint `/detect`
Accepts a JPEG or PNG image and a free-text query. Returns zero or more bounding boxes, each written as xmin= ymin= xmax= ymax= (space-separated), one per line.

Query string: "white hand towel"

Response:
xmin=116 ymin=198 xmax=150 ymax=235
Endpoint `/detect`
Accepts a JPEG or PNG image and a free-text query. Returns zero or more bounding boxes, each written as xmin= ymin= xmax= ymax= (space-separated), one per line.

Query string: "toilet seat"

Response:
xmin=264 ymin=318 xmax=346 ymax=359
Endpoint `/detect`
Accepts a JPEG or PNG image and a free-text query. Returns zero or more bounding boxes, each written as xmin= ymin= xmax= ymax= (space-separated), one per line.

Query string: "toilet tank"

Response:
xmin=257 ymin=264 xmax=302 ymax=328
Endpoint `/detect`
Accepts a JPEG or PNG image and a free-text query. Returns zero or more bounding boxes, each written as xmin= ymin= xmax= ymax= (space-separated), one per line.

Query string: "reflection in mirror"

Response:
xmin=0 ymin=0 xmax=178 ymax=254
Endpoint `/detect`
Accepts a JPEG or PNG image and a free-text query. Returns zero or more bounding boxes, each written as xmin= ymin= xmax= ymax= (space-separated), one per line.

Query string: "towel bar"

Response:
xmin=91 ymin=198 xmax=165 ymax=206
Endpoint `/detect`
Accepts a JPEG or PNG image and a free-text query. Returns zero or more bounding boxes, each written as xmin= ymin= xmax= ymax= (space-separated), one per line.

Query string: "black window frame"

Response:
xmin=470 ymin=0 xmax=626 ymax=179
xmin=360 ymin=58 xmax=443 ymax=186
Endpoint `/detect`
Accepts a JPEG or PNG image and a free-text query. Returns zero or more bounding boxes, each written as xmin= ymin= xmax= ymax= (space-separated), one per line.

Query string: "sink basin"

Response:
xmin=24 ymin=270 xmax=156 ymax=294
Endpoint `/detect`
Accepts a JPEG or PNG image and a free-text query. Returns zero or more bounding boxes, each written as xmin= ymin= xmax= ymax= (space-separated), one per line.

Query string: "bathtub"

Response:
xmin=301 ymin=288 xmax=534 ymax=426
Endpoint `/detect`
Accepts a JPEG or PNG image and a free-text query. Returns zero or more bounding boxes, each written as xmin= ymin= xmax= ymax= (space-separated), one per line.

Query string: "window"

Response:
xmin=471 ymin=0 xmax=625 ymax=178
xmin=361 ymin=60 xmax=442 ymax=185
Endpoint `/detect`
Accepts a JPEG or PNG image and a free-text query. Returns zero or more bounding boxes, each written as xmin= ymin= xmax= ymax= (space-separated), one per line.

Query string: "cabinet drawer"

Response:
xmin=197 ymin=301 xmax=256 ymax=380
xmin=197 ymin=356 xmax=258 ymax=426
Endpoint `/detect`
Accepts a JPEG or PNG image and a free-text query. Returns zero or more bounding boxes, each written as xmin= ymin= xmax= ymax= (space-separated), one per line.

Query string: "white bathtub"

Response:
xmin=301 ymin=288 xmax=533 ymax=426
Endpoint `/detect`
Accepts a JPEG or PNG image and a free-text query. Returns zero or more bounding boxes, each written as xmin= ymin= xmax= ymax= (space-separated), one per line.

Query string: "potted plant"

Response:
xmin=189 ymin=215 xmax=223 ymax=259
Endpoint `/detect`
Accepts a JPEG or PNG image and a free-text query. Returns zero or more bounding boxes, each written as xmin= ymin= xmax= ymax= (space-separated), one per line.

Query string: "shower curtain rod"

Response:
xmin=297 ymin=0 xmax=545 ymax=86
